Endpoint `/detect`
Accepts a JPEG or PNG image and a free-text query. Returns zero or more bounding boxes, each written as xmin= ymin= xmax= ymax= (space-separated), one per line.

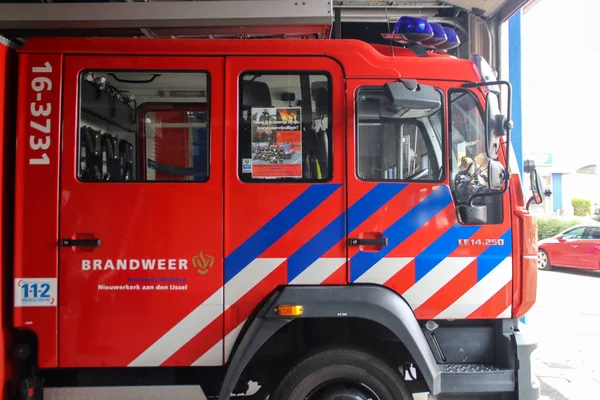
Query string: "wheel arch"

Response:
xmin=218 ymin=284 xmax=441 ymax=399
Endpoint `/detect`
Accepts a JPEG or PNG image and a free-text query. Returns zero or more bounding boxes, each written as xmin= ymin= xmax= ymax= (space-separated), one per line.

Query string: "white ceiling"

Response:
xmin=444 ymin=0 xmax=507 ymax=16
xmin=335 ymin=0 xmax=521 ymax=18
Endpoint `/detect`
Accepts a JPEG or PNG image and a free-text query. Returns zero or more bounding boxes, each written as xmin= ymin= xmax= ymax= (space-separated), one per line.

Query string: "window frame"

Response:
xmin=76 ymin=69 xmax=212 ymax=184
xmin=354 ymin=85 xmax=446 ymax=183
xmin=237 ymin=70 xmax=334 ymax=184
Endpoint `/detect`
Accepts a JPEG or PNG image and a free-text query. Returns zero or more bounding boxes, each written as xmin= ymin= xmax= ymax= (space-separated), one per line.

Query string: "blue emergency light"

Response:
xmin=436 ymin=27 xmax=460 ymax=50
xmin=381 ymin=16 xmax=460 ymax=52
xmin=421 ymin=23 xmax=447 ymax=47
xmin=393 ymin=16 xmax=433 ymax=43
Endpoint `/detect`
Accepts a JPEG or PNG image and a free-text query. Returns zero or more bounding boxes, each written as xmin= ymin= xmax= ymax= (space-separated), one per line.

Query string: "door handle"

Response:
xmin=570 ymin=245 xmax=578 ymax=248
xmin=60 ymin=238 xmax=101 ymax=247
xmin=349 ymin=237 xmax=388 ymax=246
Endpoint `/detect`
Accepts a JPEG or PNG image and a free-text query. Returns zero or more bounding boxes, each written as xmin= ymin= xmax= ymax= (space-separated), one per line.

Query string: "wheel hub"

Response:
xmin=308 ymin=383 xmax=378 ymax=400
xmin=320 ymin=388 xmax=371 ymax=400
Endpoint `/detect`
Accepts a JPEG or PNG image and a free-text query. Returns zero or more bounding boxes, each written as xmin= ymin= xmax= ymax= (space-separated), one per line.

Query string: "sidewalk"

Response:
xmin=535 ymin=359 xmax=600 ymax=400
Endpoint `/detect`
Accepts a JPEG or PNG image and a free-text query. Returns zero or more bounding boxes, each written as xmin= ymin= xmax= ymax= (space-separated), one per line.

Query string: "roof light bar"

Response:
xmin=381 ymin=16 xmax=460 ymax=52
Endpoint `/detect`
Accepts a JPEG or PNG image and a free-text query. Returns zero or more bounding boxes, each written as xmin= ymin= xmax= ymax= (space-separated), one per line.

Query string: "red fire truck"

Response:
xmin=0 ymin=15 xmax=544 ymax=400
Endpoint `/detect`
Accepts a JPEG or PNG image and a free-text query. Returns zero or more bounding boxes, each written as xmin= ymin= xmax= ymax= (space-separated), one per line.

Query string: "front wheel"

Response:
xmin=270 ymin=348 xmax=413 ymax=400
xmin=538 ymin=249 xmax=551 ymax=270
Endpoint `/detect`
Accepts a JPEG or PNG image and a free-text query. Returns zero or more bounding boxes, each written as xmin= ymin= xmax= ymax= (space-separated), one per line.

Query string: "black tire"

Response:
xmin=270 ymin=348 xmax=413 ymax=400
xmin=537 ymin=249 xmax=551 ymax=271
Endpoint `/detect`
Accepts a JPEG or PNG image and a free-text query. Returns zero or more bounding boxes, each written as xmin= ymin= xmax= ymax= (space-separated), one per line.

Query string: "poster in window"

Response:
xmin=250 ymin=107 xmax=303 ymax=179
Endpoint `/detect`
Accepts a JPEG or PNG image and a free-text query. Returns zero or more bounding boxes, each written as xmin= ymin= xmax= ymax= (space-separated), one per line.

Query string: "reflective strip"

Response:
xmin=354 ymin=257 xmax=412 ymax=284
xmin=290 ymin=258 xmax=345 ymax=285
xmin=225 ymin=258 xmax=285 ymax=307
xmin=498 ymin=305 xmax=512 ymax=318
xmin=404 ymin=257 xmax=475 ymax=310
xmin=435 ymin=257 xmax=512 ymax=319
xmin=128 ymin=289 xmax=223 ymax=366
xmin=224 ymin=320 xmax=246 ymax=362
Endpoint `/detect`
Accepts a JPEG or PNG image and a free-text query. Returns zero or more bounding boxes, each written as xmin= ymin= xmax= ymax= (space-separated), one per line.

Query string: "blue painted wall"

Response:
xmin=509 ymin=10 xmax=523 ymax=176
xmin=552 ymin=173 xmax=563 ymax=213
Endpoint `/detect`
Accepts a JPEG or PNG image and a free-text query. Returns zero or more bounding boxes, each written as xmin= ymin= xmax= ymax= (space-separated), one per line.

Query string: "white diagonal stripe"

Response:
xmin=130 ymin=258 xmax=284 ymax=367
xmin=225 ymin=258 xmax=285 ymax=307
xmin=498 ymin=306 xmax=511 ymax=319
xmin=354 ymin=257 xmax=413 ymax=284
xmin=128 ymin=288 xmax=223 ymax=366
xmin=290 ymin=258 xmax=346 ymax=285
xmin=191 ymin=338 xmax=222 ymax=366
xmin=403 ymin=257 xmax=475 ymax=310
xmin=435 ymin=257 xmax=512 ymax=319
xmin=224 ymin=320 xmax=246 ymax=361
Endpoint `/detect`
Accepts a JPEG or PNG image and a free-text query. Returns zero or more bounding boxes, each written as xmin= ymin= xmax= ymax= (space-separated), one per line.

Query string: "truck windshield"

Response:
xmin=356 ymin=87 xmax=444 ymax=182
xmin=449 ymin=90 xmax=486 ymax=187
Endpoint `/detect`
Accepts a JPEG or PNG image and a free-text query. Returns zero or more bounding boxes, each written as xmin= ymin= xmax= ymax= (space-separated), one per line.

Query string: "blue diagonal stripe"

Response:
xmin=348 ymin=183 xmax=407 ymax=232
xmin=225 ymin=184 xmax=341 ymax=283
xmin=477 ymin=230 xmax=513 ymax=281
xmin=415 ymin=224 xmax=480 ymax=281
xmin=287 ymin=213 xmax=345 ymax=282
xmin=287 ymin=183 xmax=406 ymax=282
xmin=350 ymin=186 xmax=453 ymax=282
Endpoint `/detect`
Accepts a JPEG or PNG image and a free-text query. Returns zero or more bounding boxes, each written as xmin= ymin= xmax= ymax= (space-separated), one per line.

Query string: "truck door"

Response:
xmin=222 ymin=56 xmax=346 ymax=361
xmin=59 ymin=56 xmax=225 ymax=367
xmin=346 ymin=80 xmax=514 ymax=321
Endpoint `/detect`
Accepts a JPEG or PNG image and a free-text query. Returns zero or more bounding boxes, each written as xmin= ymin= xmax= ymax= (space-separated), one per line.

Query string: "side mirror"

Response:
xmin=485 ymin=93 xmax=507 ymax=159
xmin=487 ymin=159 xmax=506 ymax=191
xmin=526 ymin=168 xmax=545 ymax=210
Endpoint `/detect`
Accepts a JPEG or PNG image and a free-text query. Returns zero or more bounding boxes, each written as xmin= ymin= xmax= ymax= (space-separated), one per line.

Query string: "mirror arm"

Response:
xmin=525 ymin=196 xmax=535 ymax=211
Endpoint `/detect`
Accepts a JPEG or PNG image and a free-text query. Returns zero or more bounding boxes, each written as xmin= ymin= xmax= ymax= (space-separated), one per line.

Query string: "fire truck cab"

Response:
xmin=4 ymin=15 xmax=543 ymax=400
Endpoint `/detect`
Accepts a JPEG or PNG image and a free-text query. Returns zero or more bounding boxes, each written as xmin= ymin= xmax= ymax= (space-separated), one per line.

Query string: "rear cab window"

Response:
xmin=237 ymin=72 xmax=332 ymax=182
xmin=78 ymin=71 xmax=209 ymax=182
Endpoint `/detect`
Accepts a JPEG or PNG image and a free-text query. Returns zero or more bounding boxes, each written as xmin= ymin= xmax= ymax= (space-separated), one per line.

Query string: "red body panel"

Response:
xmin=58 ymin=56 xmax=225 ymax=367
xmin=13 ymin=53 xmax=63 ymax=368
xmin=1 ymin=40 xmax=16 ymax=399
xmin=346 ymin=78 xmax=514 ymax=321
xmin=19 ymin=38 xmax=481 ymax=82
xmin=10 ymin=38 xmax=534 ymax=369
xmin=223 ymin=56 xmax=346 ymax=360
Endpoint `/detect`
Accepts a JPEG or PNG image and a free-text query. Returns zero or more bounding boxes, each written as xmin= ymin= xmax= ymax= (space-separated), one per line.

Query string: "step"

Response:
xmin=439 ymin=364 xmax=515 ymax=394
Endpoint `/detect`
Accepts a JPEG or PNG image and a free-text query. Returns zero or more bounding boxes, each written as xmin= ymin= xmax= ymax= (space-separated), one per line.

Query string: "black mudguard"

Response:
xmin=218 ymin=284 xmax=441 ymax=399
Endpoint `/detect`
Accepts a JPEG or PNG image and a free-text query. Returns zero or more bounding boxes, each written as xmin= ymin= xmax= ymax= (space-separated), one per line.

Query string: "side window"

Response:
xmin=78 ymin=71 xmax=209 ymax=182
xmin=563 ymin=227 xmax=585 ymax=240
xmin=355 ymin=87 xmax=444 ymax=182
xmin=450 ymin=90 xmax=503 ymax=225
xmin=583 ymin=227 xmax=600 ymax=239
xmin=238 ymin=72 xmax=332 ymax=182
xmin=449 ymin=91 xmax=486 ymax=187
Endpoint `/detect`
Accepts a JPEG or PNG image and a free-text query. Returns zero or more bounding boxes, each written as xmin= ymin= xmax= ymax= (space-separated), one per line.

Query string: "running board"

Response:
xmin=44 ymin=386 xmax=207 ymax=400
xmin=439 ymin=364 xmax=515 ymax=393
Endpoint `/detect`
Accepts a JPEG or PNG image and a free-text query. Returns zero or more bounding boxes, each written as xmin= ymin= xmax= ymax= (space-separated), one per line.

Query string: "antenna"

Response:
xmin=384 ymin=2 xmax=395 ymax=57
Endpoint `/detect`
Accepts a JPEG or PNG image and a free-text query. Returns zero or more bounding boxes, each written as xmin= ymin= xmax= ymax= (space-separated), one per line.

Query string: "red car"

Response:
xmin=538 ymin=225 xmax=600 ymax=270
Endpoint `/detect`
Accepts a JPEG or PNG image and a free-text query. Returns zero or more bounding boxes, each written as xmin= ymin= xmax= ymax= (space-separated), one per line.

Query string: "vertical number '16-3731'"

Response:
xmin=28 ymin=62 xmax=53 ymax=166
